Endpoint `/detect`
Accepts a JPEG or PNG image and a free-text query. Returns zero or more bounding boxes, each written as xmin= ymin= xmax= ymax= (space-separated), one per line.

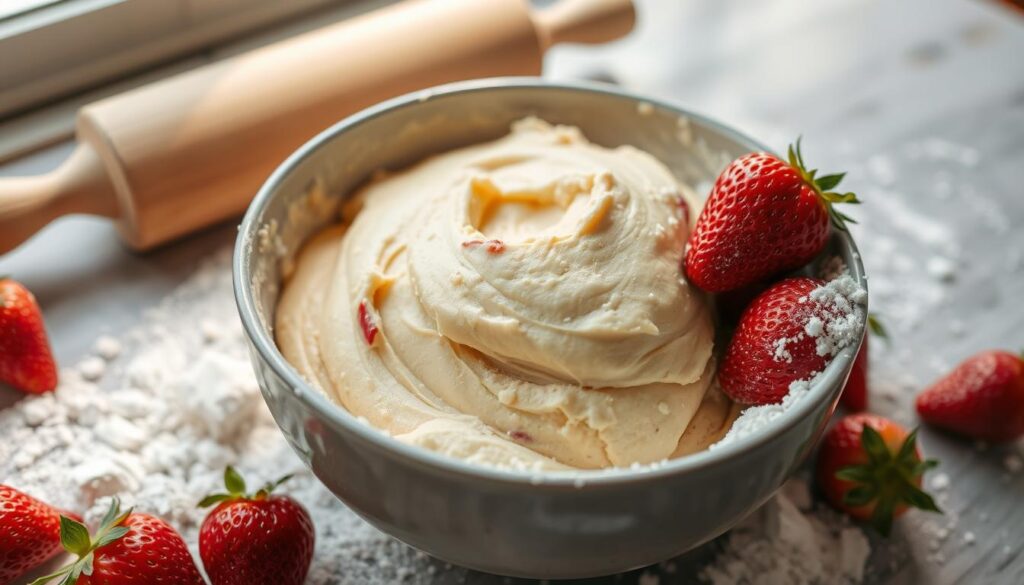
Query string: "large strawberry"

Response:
xmin=29 ymin=499 xmax=204 ymax=585
xmin=719 ymin=277 xmax=828 ymax=405
xmin=916 ymin=350 xmax=1024 ymax=442
xmin=839 ymin=315 xmax=887 ymax=412
xmin=0 ymin=277 xmax=58 ymax=394
xmin=199 ymin=467 xmax=314 ymax=585
xmin=685 ymin=140 xmax=859 ymax=292
xmin=0 ymin=485 xmax=80 ymax=583
xmin=817 ymin=413 xmax=941 ymax=535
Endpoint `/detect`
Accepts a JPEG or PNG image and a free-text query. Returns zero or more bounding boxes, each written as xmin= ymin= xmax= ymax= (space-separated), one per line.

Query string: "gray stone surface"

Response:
xmin=2 ymin=0 xmax=1022 ymax=583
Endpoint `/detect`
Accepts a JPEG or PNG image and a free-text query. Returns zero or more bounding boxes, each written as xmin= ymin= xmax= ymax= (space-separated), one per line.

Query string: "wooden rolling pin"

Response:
xmin=0 ymin=0 xmax=634 ymax=255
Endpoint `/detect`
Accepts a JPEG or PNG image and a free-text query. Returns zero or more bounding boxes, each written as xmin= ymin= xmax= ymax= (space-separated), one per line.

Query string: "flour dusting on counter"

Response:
xmin=701 ymin=479 xmax=870 ymax=585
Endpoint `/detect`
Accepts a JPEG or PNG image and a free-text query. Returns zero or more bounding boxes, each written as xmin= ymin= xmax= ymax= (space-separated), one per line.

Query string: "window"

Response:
xmin=0 ymin=0 xmax=66 ymax=21
xmin=0 ymin=0 xmax=350 ymax=119
xmin=0 ymin=0 xmax=387 ymax=160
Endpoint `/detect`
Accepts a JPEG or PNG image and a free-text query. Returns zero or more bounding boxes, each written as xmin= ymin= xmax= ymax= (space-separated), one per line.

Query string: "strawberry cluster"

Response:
xmin=683 ymin=141 xmax=941 ymax=533
xmin=1 ymin=468 xmax=314 ymax=585
xmin=686 ymin=140 xmax=1024 ymax=534
xmin=684 ymin=140 xmax=865 ymax=408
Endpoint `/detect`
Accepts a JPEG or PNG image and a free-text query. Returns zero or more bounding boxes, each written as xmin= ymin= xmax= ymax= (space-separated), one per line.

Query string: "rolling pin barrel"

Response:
xmin=0 ymin=0 xmax=634 ymax=255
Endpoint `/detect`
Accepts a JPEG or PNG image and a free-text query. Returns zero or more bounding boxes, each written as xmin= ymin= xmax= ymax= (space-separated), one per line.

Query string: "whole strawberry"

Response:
xmin=916 ymin=350 xmax=1024 ymax=442
xmin=0 ymin=277 xmax=58 ymax=394
xmin=685 ymin=141 xmax=859 ymax=292
xmin=719 ymin=277 xmax=831 ymax=405
xmin=839 ymin=315 xmax=887 ymax=412
xmin=29 ymin=498 xmax=203 ymax=585
xmin=199 ymin=467 xmax=314 ymax=585
xmin=817 ymin=413 xmax=941 ymax=535
xmin=0 ymin=485 xmax=81 ymax=583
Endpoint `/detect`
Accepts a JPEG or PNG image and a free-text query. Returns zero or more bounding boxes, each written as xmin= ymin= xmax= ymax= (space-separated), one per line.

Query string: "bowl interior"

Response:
xmin=234 ymin=78 xmax=866 ymax=483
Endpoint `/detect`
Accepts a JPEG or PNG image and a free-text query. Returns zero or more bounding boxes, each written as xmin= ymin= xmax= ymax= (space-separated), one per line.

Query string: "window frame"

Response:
xmin=0 ymin=0 xmax=343 ymax=119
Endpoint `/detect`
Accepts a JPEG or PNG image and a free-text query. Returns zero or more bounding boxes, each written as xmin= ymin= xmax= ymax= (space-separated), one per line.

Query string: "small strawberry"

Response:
xmin=839 ymin=315 xmax=887 ymax=412
xmin=719 ymin=277 xmax=829 ymax=405
xmin=817 ymin=413 xmax=941 ymax=535
xmin=29 ymin=498 xmax=204 ymax=585
xmin=199 ymin=467 xmax=314 ymax=585
xmin=915 ymin=350 xmax=1024 ymax=442
xmin=0 ymin=485 xmax=81 ymax=583
xmin=0 ymin=277 xmax=58 ymax=394
xmin=685 ymin=140 xmax=859 ymax=292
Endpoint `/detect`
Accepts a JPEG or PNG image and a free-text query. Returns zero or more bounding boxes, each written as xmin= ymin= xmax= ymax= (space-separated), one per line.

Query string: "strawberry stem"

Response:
xmin=199 ymin=466 xmax=296 ymax=508
xmin=835 ymin=426 xmax=941 ymax=536
xmin=787 ymin=137 xmax=860 ymax=232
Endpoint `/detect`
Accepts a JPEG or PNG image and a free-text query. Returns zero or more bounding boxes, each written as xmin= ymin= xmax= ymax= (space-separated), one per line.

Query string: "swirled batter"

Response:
xmin=276 ymin=119 xmax=736 ymax=471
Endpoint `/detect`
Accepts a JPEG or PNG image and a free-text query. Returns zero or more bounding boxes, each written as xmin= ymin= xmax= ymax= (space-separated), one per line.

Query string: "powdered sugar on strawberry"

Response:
xmin=716 ymin=273 xmax=866 ymax=449
xmin=804 ymin=274 xmax=868 ymax=358
xmin=772 ymin=273 xmax=867 ymax=365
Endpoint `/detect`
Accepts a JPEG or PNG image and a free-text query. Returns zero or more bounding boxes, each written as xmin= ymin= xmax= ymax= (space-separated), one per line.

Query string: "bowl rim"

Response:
xmin=233 ymin=76 xmax=867 ymax=487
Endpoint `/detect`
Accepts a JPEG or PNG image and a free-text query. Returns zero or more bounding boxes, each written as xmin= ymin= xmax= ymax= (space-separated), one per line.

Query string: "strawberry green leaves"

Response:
xmin=58 ymin=516 xmax=91 ymax=557
xmin=225 ymin=465 xmax=246 ymax=495
xmin=30 ymin=499 xmax=132 ymax=585
xmin=199 ymin=466 xmax=296 ymax=508
xmin=867 ymin=313 xmax=888 ymax=340
xmin=787 ymin=138 xmax=860 ymax=232
xmin=835 ymin=427 xmax=941 ymax=536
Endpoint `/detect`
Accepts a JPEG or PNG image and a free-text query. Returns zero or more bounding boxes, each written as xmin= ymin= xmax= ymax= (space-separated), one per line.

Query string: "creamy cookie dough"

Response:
xmin=276 ymin=119 xmax=736 ymax=471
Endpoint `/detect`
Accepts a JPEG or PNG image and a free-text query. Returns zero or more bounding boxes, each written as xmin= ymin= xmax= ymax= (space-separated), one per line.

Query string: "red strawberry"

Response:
xmin=719 ymin=277 xmax=831 ymax=405
xmin=841 ymin=341 xmax=870 ymax=411
xmin=685 ymin=141 xmax=859 ymax=292
xmin=915 ymin=350 xmax=1024 ymax=442
xmin=30 ymin=498 xmax=204 ymax=585
xmin=199 ymin=467 xmax=314 ymax=585
xmin=817 ymin=413 xmax=941 ymax=535
xmin=714 ymin=282 xmax=769 ymax=327
xmin=0 ymin=277 xmax=58 ymax=394
xmin=839 ymin=315 xmax=887 ymax=412
xmin=0 ymin=485 xmax=81 ymax=583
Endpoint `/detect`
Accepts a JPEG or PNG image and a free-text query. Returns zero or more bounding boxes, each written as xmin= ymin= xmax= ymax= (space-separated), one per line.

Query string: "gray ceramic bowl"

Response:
xmin=233 ymin=78 xmax=867 ymax=579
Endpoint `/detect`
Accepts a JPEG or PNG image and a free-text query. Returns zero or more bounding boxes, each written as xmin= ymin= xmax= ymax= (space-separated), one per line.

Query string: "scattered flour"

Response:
xmin=93 ymin=336 xmax=122 ymax=361
xmin=930 ymin=472 xmax=951 ymax=491
xmin=76 ymin=356 xmax=106 ymax=381
xmin=700 ymin=479 xmax=870 ymax=585
xmin=0 ymin=250 xmax=435 ymax=584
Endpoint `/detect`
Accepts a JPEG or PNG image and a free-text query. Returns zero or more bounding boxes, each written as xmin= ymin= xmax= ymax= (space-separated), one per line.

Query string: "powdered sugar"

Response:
xmin=0 ymin=249 xmax=431 ymax=584
xmin=711 ymin=378 xmax=813 ymax=450
xmin=805 ymin=273 xmax=867 ymax=358
xmin=700 ymin=478 xmax=870 ymax=585
xmin=770 ymin=273 xmax=866 ymax=365
xmin=772 ymin=338 xmax=793 ymax=363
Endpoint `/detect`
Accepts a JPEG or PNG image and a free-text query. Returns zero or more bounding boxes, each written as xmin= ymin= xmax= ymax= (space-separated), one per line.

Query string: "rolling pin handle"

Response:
xmin=532 ymin=0 xmax=636 ymax=50
xmin=0 ymin=144 xmax=118 ymax=255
